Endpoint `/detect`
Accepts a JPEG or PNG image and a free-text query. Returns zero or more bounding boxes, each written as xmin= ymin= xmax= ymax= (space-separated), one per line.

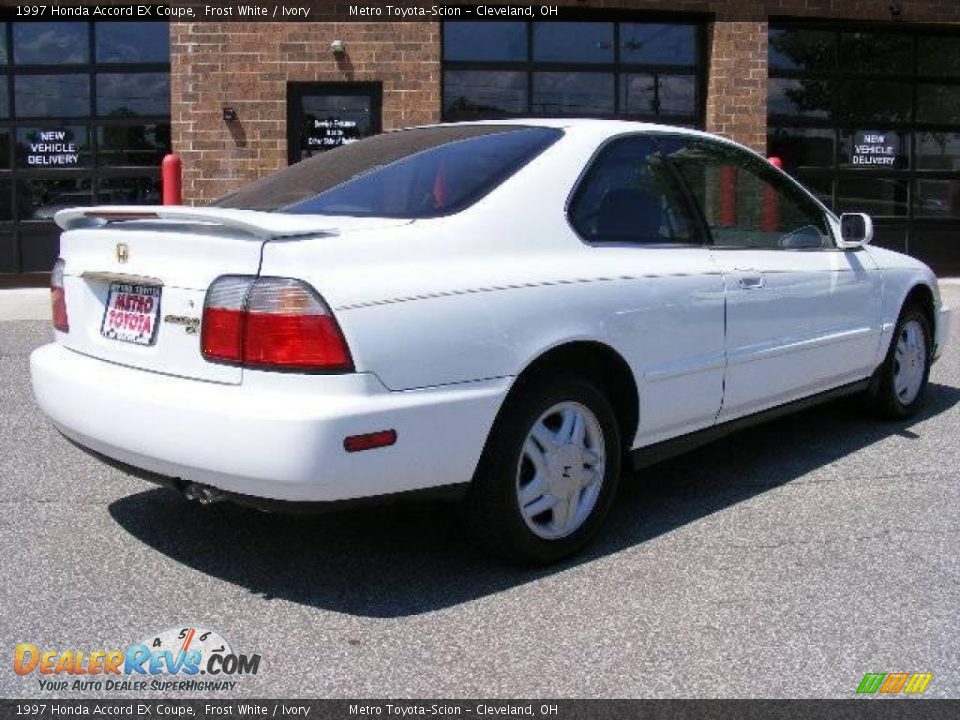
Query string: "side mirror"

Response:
xmin=839 ymin=213 xmax=873 ymax=249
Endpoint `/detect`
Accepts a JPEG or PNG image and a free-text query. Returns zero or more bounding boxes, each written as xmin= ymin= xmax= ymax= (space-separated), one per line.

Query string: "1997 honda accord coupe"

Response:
xmin=31 ymin=120 xmax=951 ymax=563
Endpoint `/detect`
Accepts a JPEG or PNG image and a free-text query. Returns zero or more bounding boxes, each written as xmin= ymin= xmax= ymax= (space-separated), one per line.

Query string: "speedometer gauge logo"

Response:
xmin=140 ymin=626 xmax=234 ymax=670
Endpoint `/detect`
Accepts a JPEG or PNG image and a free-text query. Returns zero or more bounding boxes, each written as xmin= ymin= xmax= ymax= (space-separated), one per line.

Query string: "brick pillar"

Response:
xmin=705 ymin=21 xmax=768 ymax=154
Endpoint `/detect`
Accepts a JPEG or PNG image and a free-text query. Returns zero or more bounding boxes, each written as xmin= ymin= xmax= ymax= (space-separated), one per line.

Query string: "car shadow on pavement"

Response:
xmin=108 ymin=382 xmax=960 ymax=618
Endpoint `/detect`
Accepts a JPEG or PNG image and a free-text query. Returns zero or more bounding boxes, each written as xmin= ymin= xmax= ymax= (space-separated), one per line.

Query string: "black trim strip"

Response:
xmin=630 ymin=378 xmax=872 ymax=470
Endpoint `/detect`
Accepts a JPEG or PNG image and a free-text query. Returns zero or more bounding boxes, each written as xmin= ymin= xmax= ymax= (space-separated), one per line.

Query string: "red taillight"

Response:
xmin=51 ymin=258 xmax=69 ymax=333
xmin=201 ymin=276 xmax=353 ymax=372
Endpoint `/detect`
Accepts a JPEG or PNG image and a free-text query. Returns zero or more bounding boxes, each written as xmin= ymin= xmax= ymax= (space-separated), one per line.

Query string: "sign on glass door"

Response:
xmin=288 ymin=83 xmax=382 ymax=164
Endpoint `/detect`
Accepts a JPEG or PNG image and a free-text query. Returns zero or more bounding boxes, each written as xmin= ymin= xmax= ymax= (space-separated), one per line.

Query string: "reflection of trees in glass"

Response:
xmin=444 ymin=96 xmax=513 ymax=119
xmin=769 ymin=30 xmax=835 ymax=71
xmin=100 ymin=113 xmax=170 ymax=165
xmin=98 ymin=177 xmax=160 ymax=205
xmin=917 ymin=132 xmax=960 ymax=170
xmin=918 ymin=85 xmax=960 ymax=123
xmin=18 ymin=178 xmax=92 ymax=220
xmin=773 ymin=78 xmax=834 ymax=118
xmin=840 ymin=33 xmax=911 ymax=74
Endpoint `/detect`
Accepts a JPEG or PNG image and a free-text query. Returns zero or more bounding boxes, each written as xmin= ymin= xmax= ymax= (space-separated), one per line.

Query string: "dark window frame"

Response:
xmin=441 ymin=15 xmax=708 ymax=127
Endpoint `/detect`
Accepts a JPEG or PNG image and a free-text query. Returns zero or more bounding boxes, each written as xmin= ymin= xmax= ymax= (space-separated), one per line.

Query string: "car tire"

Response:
xmin=864 ymin=304 xmax=933 ymax=419
xmin=466 ymin=374 xmax=622 ymax=565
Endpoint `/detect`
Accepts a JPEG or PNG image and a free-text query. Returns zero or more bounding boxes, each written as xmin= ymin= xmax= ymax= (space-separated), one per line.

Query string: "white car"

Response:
xmin=31 ymin=120 xmax=951 ymax=563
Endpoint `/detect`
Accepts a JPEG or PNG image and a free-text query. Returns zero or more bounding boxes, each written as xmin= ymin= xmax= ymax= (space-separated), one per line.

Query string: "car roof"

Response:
xmin=412 ymin=117 xmax=748 ymax=150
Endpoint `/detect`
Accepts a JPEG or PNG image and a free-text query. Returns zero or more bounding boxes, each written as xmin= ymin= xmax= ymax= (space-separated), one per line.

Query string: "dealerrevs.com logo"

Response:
xmin=856 ymin=672 xmax=934 ymax=695
xmin=14 ymin=626 xmax=262 ymax=693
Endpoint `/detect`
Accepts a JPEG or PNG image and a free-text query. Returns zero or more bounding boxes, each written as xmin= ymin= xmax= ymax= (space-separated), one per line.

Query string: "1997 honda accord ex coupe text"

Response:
xmin=30 ymin=120 xmax=952 ymax=563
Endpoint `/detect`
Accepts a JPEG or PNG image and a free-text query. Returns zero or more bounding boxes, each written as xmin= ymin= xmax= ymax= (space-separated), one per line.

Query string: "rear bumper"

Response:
xmin=30 ymin=343 xmax=508 ymax=502
xmin=935 ymin=305 xmax=951 ymax=362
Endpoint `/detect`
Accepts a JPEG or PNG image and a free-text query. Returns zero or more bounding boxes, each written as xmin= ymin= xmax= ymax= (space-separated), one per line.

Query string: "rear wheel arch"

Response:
xmin=500 ymin=341 xmax=640 ymax=453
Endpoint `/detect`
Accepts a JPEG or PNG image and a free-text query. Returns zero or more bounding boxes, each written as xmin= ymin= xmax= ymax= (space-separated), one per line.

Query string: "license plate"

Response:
xmin=101 ymin=283 xmax=162 ymax=346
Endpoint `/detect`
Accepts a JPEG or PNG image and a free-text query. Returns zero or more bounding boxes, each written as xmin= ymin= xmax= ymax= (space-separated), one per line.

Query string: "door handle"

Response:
xmin=736 ymin=271 xmax=765 ymax=290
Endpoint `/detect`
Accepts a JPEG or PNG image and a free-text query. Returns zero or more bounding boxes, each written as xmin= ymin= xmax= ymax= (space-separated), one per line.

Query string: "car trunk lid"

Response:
xmin=53 ymin=206 xmax=403 ymax=385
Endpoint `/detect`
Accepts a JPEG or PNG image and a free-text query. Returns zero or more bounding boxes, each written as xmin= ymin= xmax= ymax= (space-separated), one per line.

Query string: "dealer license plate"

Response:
xmin=100 ymin=283 xmax=162 ymax=346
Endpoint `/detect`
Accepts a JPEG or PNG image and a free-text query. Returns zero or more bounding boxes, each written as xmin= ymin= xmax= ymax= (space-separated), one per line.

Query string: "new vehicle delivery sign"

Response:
xmin=851 ymin=131 xmax=902 ymax=168
xmin=25 ymin=130 xmax=79 ymax=167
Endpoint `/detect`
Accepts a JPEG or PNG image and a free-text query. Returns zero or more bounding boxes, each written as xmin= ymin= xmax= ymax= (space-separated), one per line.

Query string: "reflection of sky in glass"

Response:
xmin=0 ymin=86 xmax=8 ymax=118
xmin=532 ymin=73 xmax=614 ymax=114
xmin=13 ymin=23 xmax=88 ymax=64
xmin=96 ymin=23 xmax=169 ymax=63
xmin=97 ymin=73 xmax=170 ymax=116
xmin=533 ymin=23 xmax=613 ymax=63
xmin=620 ymin=24 xmax=695 ymax=65
xmin=621 ymin=74 xmax=695 ymax=116
xmin=15 ymin=75 xmax=90 ymax=117
xmin=444 ymin=22 xmax=526 ymax=62
xmin=0 ymin=23 xmax=7 ymax=64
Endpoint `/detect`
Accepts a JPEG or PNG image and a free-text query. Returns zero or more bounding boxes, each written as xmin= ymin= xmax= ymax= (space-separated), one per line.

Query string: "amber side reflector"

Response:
xmin=343 ymin=430 xmax=397 ymax=453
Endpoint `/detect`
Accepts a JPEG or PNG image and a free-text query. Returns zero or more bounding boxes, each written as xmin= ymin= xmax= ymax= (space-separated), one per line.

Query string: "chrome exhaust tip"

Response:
xmin=183 ymin=482 xmax=225 ymax=505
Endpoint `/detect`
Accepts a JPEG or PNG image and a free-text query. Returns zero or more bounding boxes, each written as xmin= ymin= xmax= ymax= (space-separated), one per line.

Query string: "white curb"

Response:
xmin=0 ymin=288 xmax=50 ymax=321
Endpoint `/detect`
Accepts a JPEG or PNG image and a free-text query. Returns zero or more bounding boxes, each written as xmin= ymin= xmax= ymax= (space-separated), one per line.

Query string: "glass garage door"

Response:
xmin=768 ymin=23 xmax=960 ymax=275
xmin=442 ymin=19 xmax=706 ymax=127
xmin=0 ymin=21 xmax=170 ymax=279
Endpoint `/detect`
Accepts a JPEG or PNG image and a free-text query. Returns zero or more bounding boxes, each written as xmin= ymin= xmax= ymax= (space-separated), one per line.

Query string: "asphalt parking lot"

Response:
xmin=1 ymin=286 xmax=958 ymax=699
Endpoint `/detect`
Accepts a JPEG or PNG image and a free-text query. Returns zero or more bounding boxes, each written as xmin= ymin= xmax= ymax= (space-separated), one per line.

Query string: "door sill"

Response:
xmin=630 ymin=378 xmax=871 ymax=470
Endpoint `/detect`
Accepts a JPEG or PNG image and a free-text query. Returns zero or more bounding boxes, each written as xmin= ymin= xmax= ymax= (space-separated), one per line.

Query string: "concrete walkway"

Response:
xmin=0 ymin=288 xmax=49 ymax=321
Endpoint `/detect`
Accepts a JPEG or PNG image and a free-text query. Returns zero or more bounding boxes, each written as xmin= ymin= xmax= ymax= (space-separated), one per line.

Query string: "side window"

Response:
xmin=664 ymin=138 xmax=831 ymax=249
xmin=569 ymin=136 xmax=702 ymax=245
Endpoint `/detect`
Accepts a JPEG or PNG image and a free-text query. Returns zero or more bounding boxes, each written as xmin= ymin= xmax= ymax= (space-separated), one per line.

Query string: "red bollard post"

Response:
xmin=161 ymin=153 xmax=182 ymax=205
xmin=719 ymin=166 xmax=737 ymax=227
xmin=761 ymin=156 xmax=783 ymax=232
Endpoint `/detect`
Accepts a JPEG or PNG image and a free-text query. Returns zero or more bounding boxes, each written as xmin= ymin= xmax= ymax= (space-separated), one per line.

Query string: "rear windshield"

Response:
xmin=213 ymin=125 xmax=562 ymax=218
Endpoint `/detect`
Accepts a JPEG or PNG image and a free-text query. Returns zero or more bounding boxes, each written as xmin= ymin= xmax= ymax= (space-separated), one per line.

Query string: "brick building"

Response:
xmin=1 ymin=1 xmax=959 ymax=281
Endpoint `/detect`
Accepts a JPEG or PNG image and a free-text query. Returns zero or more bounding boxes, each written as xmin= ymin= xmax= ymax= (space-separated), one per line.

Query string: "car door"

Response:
xmin=662 ymin=136 xmax=882 ymax=420
xmin=567 ymin=134 xmax=726 ymax=446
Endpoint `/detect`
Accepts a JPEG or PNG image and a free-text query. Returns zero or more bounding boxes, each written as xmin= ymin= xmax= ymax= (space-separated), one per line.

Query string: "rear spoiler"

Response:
xmin=54 ymin=205 xmax=339 ymax=240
